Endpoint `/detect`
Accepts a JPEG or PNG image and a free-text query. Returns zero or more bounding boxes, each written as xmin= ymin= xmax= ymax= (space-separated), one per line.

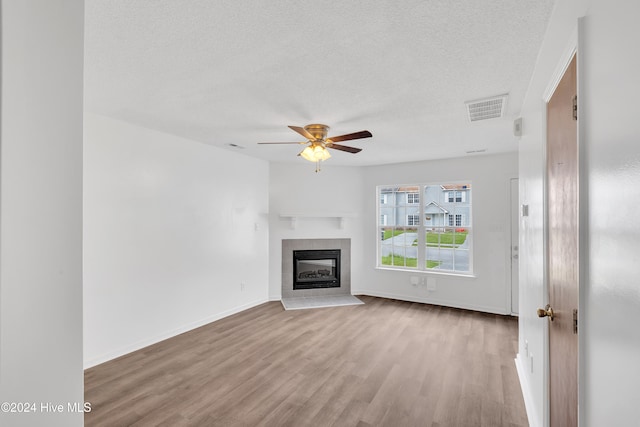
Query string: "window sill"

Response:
xmin=375 ymin=266 xmax=476 ymax=279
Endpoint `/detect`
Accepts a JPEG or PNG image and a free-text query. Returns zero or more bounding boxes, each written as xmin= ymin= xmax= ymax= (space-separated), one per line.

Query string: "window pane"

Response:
xmin=423 ymin=222 xmax=470 ymax=272
xmin=434 ymin=246 xmax=454 ymax=270
xmin=423 ymin=185 xmax=446 ymax=228
xmin=380 ymin=227 xmax=394 ymax=266
xmin=379 ymin=226 xmax=417 ymax=268
xmin=453 ymin=247 xmax=470 ymax=272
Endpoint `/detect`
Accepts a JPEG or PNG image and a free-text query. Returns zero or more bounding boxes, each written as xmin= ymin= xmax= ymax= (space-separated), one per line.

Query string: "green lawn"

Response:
xmin=426 ymin=260 xmax=442 ymax=269
xmin=427 ymin=231 xmax=468 ymax=245
xmin=381 ymin=254 xmax=442 ymax=269
xmin=382 ymin=229 xmax=406 ymax=240
xmin=412 ymin=231 xmax=468 ymax=247
xmin=380 ymin=254 xmax=417 ymax=267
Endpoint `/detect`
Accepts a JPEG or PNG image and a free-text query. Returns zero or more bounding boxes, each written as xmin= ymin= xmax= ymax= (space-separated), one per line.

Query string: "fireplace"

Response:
xmin=293 ymin=249 xmax=340 ymax=290
xmin=282 ymin=239 xmax=350 ymax=298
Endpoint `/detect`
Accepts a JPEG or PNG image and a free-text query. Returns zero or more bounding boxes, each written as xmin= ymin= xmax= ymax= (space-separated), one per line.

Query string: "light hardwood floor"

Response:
xmin=85 ymin=296 xmax=528 ymax=426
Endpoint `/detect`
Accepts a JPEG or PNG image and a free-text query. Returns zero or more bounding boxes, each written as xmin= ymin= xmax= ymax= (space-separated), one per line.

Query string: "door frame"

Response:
xmin=541 ymin=19 xmax=587 ymax=427
xmin=509 ymin=177 xmax=519 ymax=315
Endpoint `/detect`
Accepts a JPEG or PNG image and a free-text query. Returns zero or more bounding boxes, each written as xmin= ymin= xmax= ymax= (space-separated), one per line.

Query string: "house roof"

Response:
xmin=441 ymin=184 xmax=471 ymax=191
xmin=424 ymin=201 xmax=448 ymax=214
xmin=396 ymin=186 xmax=420 ymax=193
xmin=379 ymin=186 xmax=420 ymax=193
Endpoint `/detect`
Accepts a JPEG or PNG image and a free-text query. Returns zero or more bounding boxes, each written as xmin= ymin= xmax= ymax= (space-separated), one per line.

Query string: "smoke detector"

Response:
xmin=465 ymin=94 xmax=508 ymax=122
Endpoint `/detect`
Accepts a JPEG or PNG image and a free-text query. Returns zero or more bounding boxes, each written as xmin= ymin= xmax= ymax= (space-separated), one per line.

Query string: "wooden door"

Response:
xmin=546 ymin=55 xmax=578 ymax=427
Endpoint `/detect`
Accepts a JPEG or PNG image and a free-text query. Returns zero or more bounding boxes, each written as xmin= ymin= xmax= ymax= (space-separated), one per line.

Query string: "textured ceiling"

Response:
xmin=85 ymin=0 xmax=555 ymax=166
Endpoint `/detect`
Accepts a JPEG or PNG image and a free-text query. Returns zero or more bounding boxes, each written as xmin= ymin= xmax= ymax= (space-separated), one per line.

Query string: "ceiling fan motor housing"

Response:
xmin=304 ymin=124 xmax=330 ymax=141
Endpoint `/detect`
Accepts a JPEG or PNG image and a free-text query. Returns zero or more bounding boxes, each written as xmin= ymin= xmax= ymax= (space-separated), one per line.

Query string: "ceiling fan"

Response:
xmin=259 ymin=124 xmax=372 ymax=172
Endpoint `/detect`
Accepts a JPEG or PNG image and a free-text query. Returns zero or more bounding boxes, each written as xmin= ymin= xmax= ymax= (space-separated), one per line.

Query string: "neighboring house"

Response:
xmin=379 ymin=184 xmax=471 ymax=229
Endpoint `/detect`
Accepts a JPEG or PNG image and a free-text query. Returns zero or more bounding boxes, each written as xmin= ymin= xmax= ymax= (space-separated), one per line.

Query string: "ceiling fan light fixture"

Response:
xmin=299 ymin=146 xmax=315 ymax=162
xmin=314 ymin=145 xmax=331 ymax=161
xmin=300 ymin=145 xmax=330 ymax=162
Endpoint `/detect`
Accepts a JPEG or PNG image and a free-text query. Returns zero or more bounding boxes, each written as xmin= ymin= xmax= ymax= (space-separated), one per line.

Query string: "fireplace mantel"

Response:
xmin=279 ymin=212 xmax=356 ymax=229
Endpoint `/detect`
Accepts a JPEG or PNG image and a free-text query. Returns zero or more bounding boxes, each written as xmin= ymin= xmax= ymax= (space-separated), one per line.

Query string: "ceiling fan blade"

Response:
xmin=326 ymin=130 xmax=372 ymax=143
xmin=327 ymin=143 xmax=362 ymax=154
xmin=258 ymin=141 xmax=306 ymax=145
xmin=288 ymin=125 xmax=315 ymax=140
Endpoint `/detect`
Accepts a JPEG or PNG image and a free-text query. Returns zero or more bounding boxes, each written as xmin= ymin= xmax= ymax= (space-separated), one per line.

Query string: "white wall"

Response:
xmin=83 ymin=114 xmax=270 ymax=367
xmin=0 ymin=1 xmax=84 ymax=426
xmin=269 ymin=154 xmax=518 ymax=311
xmin=517 ymin=0 xmax=640 ymax=425
xmin=361 ymin=153 xmax=518 ymax=314
xmin=268 ymin=163 xmax=365 ymax=299
xmin=581 ymin=1 xmax=640 ymax=425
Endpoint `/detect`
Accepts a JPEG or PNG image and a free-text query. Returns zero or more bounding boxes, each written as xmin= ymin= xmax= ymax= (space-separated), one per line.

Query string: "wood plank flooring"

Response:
xmin=85 ymin=296 xmax=528 ymax=427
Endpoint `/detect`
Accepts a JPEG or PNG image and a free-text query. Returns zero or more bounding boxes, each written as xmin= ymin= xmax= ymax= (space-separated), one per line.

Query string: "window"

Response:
xmin=378 ymin=183 xmax=472 ymax=274
xmin=407 ymin=193 xmax=420 ymax=204
xmin=448 ymin=214 xmax=463 ymax=227
xmin=448 ymin=191 xmax=464 ymax=203
xmin=407 ymin=214 xmax=420 ymax=226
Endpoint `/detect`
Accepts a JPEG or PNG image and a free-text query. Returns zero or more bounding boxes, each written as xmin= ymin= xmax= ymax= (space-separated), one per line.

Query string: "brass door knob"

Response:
xmin=537 ymin=304 xmax=554 ymax=321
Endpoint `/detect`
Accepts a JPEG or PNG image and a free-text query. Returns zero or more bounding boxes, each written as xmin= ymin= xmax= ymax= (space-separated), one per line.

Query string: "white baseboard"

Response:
xmin=356 ymin=289 xmax=509 ymax=315
xmin=83 ymin=297 xmax=268 ymax=369
xmin=515 ymin=353 xmax=541 ymax=427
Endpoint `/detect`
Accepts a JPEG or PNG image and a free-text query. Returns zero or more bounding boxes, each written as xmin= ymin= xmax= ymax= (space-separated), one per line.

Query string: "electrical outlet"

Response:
xmin=426 ymin=278 xmax=437 ymax=291
xmin=410 ymin=276 xmax=419 ymax=287
xmin=240 ymin=282 xmax=245 ymax=292
xmin=530 ymin=353 xmax=534 ymax=373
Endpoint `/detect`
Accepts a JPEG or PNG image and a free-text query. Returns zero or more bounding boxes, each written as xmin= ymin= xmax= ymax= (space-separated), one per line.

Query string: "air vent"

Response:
xmin=465 ymin=94 xmax=508 ymax=122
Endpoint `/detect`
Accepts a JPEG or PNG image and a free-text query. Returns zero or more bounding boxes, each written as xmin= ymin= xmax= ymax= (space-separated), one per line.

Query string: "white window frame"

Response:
xmin=407 ymin=193 xmax=419 ymax=204
xmin=448 ymin=191 xmax=465 ymax=203
xmin=447 ymin=213 xmax=463 ymax=226
xmin=407 ymin=214 xmax=420 ymax=226
xmin=377 ymin=183 xmax=473 ymax=275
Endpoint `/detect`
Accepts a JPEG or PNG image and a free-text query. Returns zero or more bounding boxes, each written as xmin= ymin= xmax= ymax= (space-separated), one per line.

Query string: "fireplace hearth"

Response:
xmin=293 ymin=249 xmax=340 ymax=290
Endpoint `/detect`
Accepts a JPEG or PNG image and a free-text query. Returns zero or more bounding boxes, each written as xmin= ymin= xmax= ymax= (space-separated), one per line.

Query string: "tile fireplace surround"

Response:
xmin=281 ymin=238 xmax=351 ymax=299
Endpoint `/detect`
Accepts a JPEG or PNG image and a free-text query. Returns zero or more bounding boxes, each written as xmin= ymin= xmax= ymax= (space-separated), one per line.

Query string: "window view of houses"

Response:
xmin=378 ymin=183 xmax=472 ymax=273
